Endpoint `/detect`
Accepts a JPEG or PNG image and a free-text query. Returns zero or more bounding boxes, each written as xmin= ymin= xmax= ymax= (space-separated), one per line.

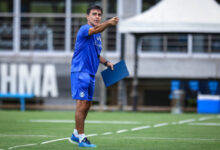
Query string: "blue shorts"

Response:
xmin=71 ymin=72 xmax=95 ymax=101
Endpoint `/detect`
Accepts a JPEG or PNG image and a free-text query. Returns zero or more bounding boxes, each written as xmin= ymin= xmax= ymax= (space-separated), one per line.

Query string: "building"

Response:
xmin=0 ymin=0 xmax=220 ymax=111
xmin=119 ymin=0 xmax=220 ymax=111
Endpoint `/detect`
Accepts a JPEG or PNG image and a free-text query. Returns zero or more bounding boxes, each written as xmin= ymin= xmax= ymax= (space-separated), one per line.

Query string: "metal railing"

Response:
xmin=0 ymin=12 xmax=117 ymax=52
xmin=141 ymin=34 xmax=220 ymax=53
xmin=0 ymin=17 xmax=13 ymax=50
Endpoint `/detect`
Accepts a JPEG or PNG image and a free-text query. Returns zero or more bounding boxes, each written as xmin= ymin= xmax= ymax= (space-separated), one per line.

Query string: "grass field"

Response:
xmin=0 ymin=110 xmax=220 ymax=150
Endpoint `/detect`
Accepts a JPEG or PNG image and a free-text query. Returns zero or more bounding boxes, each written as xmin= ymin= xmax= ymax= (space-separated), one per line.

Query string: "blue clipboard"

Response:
xmin=101 ymin=60 xmax=129 ymax=87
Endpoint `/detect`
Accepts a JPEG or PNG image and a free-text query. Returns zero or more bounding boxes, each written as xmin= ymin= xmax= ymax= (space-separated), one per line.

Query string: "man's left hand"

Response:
xmin=106 ymin=62 xmax=114 ymax=70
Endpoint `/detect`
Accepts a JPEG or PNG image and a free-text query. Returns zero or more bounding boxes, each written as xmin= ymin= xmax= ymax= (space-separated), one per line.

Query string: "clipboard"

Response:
xmin=101 ymin=60 xmax=129 ymax=87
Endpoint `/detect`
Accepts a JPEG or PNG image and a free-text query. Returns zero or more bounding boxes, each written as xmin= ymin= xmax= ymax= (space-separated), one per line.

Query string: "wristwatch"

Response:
xmin=104 ymin=61 xmax=109 ymax=66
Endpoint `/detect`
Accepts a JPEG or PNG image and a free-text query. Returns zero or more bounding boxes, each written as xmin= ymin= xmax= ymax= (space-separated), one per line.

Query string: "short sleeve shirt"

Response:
xmin=71 ymin=24 xmax=102 ymax=75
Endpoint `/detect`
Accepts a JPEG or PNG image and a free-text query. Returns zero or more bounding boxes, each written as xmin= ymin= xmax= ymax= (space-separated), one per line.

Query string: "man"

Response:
xmin=70 ymin=5 xmax=119 ymax=148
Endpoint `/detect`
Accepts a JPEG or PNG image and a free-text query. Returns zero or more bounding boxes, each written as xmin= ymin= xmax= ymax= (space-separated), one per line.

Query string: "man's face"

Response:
xmin=87 ymin=9 xmax=102 ymax=26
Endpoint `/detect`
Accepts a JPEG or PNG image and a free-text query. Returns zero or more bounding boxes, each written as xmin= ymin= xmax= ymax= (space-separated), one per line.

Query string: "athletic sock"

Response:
xmin=73 ymin=129 xmax=79 ymax=137
xmin=78 ymin=133 xmax=86 ymax=143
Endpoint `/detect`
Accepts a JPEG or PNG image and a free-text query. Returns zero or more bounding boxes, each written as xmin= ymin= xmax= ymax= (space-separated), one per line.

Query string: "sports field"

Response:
xmin=0 ymin=110 xmax=220 ymax=150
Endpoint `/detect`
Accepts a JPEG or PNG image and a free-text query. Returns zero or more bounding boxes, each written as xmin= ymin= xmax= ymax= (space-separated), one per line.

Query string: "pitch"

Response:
xmin=0 ymin=110 xmax=220 ymax=150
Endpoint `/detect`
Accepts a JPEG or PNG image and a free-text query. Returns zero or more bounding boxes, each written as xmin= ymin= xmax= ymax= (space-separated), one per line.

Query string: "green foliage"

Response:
xmin=72 ymin=4 xmax=88 ymax=13
xmin=0 ymin=3 xmax=7 ymax=12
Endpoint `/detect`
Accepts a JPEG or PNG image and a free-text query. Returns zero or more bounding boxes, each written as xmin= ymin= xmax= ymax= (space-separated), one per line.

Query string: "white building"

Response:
xmin=119 ymin=0 xmax=220 ymax=110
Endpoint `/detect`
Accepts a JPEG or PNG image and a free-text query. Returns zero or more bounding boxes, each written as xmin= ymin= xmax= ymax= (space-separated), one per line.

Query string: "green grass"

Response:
xmin=0 ymin=110 xmax=220 ymax=150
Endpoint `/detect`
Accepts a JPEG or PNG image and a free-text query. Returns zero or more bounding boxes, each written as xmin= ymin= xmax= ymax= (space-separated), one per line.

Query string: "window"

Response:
xmin=141 ymin=35 xmax=163 ymax=52
xmin=193 ymin=34 xmax=209 ymax=53
xmin=141 ymin=34 xmax=187 ymax=53
xmin=107 ymin=0 xmax=117 ymax=13
xmin=71 ymin=0 xmax=117 ymax=14
xmin=167 ymin=34 xmax=187 ymax=53
xmin=0 ymin=0 xmax=118 ymax=53
xmin=192 ymin=34 xmax=220 ymax=53
xmin=20 ymin=0 xmax=65 ymax=51
xmin=141 ymin=34 xmax=220 ymax=54
xmin=21 ymin=0 xmax=65 ymax=13
xmin=0 ymin=0 xmax=13 ymax=51
xmin=72 ymin=0 xmax=101 ymax=13
xmin=20 ymin=17 xmax=65 ymax=51
xmin=142 ymin=0 xmax=160 ymax=11
xmin=106 ymin=25 xmax=117 ymax=51
xmin=0 ymin=0 xmax=13 ymax=12
xmin=212 ymin=34 xmax=220 ymax=53
xmin=0 ymin=17 xmax=13 ymax=51
xmin=71 ymin=17 xmax=87 ymax=50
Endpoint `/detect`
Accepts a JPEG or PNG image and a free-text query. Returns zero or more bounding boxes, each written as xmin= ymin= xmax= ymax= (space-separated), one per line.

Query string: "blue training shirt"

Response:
xmin=71 ymin=24 xmax=102 ymax=75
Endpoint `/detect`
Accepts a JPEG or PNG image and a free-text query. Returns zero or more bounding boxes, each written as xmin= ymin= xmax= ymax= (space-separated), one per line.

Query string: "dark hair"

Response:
xmin=86 ymin=5 xmax=103 ymax=15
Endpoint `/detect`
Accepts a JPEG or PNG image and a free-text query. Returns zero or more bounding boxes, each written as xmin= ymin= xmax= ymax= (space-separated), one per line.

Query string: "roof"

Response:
xmin=119 ymin=0 xmax=220 ymax=33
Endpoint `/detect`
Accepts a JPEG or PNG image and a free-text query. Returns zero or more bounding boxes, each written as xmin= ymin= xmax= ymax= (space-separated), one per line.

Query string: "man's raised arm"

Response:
xmin=88 ymin=17 xmax=119 ymax=35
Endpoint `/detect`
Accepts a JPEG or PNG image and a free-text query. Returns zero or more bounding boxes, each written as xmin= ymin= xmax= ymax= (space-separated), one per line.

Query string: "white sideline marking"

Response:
xmin=87 ymin=134 xmax=98 ymax=137
xmin=86 ymin=121 xmax=140 ymax=124
xmin=41 ymin=137 xmax=69 ymax=145
xmin=131 ymin=125 xmax=151 ymax=131
xmin=178 ymin=119 xmax=195 ymax=124
xmin=172 ymin=122 xmax=177 ymax=125
xmin=116 ymin=129 xmax=128 ymax=133
xmin=8 ymin=143 xmax=37 ymax=149
xmin=102 ymin=132 xmax=112 ymax=135
xmin=153 ymin=123 xmax=168 ymax=128
xmin=198 ymin=116 xmax=214 ymax=121
xmin=0 ymin=149 xmax=4 ymax=150
xmin=189 ymin=123 xmax=220 ymax=126
xmin=0 ymin=134 xmax=54 ymax=138
xmin=30 ymin=120 xmax=140 ymax=124
xmin=125 ymin=136 xmax=220 ymax=141
xmin=30 ymin=120 xmax=74 ymax=123
xmin=68 ymin=138 xmax=78 ymax=145
xmin=10 ymin=116 xmax=212 ymax=148
xmin=51 ymin=134 xmax=98 ymax=145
